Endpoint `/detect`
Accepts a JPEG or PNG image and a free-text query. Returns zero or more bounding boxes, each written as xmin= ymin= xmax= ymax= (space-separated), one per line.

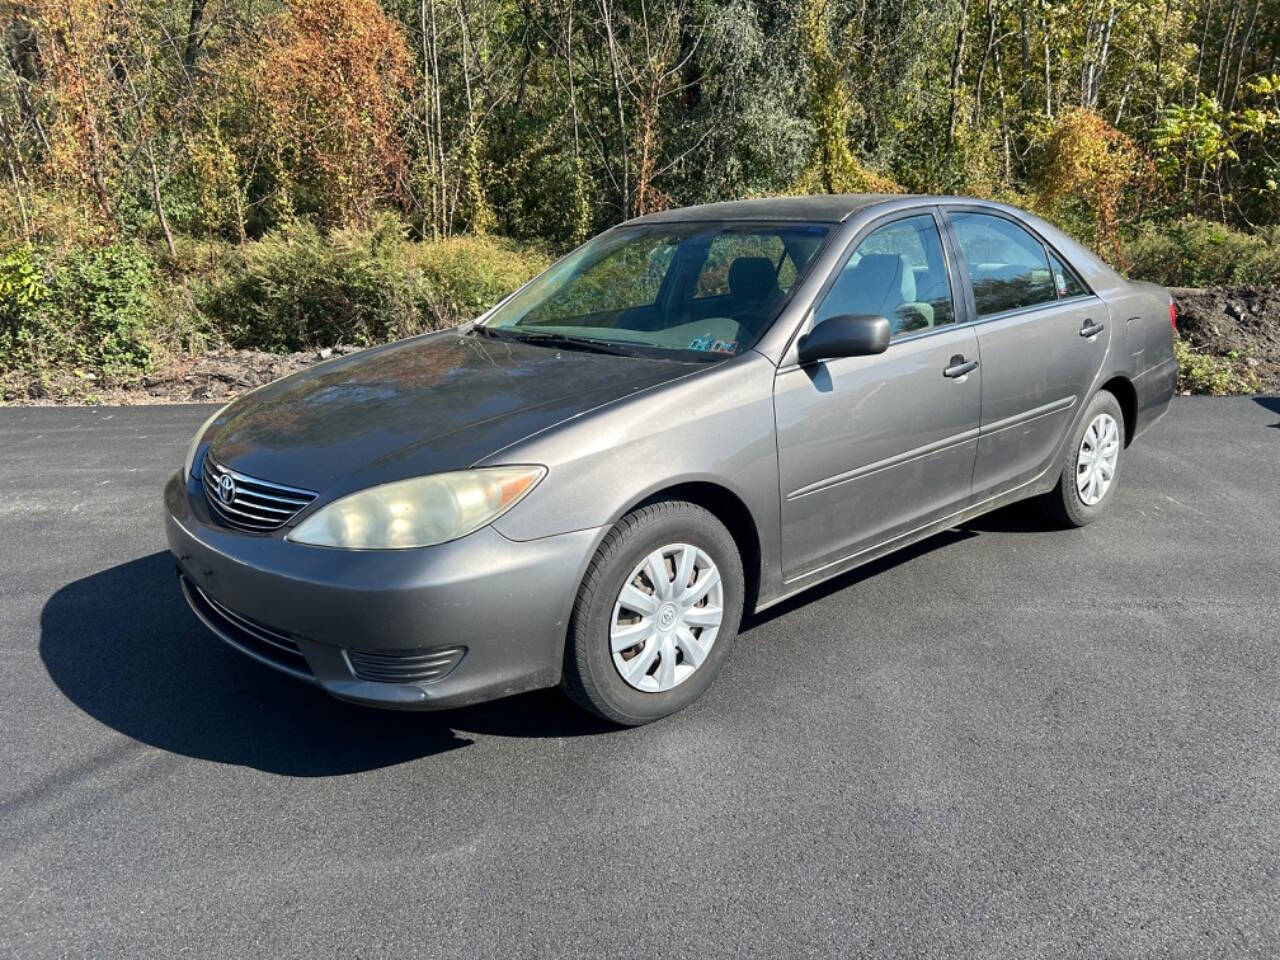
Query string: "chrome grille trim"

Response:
xmin=180 ymin=576 xmax=315 ymax=683
xmin=347 ymin=646 xmax=466 ymax=684
xmin=202 ymin=453 xmax=317 ymax=531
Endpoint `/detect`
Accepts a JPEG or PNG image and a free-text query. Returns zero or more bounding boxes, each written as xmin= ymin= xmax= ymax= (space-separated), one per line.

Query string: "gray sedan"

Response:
xmin=165 ymin=195 xmax=1178 ymax=724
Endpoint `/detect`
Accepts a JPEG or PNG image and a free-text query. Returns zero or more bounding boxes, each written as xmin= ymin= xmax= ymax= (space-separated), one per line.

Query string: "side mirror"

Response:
xmin=796 ymin=314 xmax=891 ymax=365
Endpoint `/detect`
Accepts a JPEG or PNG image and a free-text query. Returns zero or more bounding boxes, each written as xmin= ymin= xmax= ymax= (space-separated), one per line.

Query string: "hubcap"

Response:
xmin=610 ymin=543 xmax=724 ymax=693
xmin=1076 ymin=412 xmax=1120 ymax=506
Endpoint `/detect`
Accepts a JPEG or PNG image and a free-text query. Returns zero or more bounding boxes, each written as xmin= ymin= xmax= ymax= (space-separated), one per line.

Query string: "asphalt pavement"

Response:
xmin=1 ymin=397 xmax=1278 ymax=958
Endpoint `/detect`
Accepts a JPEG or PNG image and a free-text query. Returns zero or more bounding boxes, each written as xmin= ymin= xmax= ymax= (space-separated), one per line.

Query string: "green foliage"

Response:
xmin=410 ymin=236 xmax=550 ymax=326
xmin=6 ymin=0 xmax=1280 ymax=396
xmin=200 ymin=215 xmax=423 ymax=350
xmin=1153 ymin=95 xmax=1238 ymax=180
xmin=0 ymin=245 xmax=48 ymax=309
xmin=1174 ymin=336 xmax=1261 ymax=395
xmin=200 ymin=214 xmax=547 ymax=351
xmin=1122 ymin=219 xmax=1280 ymax=287
xmin=0 ymin=242 xmax=156 ymax=384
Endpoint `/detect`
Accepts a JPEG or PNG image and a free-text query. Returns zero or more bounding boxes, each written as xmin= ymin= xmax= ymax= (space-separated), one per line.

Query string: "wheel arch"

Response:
xmin=624 ymin=481 xmax=764 ymax=615
xmin=1099 ymin=375 xmax=1138 ymax=446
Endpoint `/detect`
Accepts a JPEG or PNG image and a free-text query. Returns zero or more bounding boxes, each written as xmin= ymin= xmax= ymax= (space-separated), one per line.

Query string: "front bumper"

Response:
xmin=165 ymin=472 xmax=603 ymax=710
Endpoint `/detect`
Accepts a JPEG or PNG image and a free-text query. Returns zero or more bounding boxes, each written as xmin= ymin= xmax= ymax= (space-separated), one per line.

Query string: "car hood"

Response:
xmin=209 ymin=330 xmax=696 ymax=492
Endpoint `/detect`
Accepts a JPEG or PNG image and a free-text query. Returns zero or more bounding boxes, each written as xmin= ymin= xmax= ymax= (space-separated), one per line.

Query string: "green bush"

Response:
xmin=200 ymin=214 xmax=423 ymax=351
xmin=1174 ymin=335 xmax=1261 ymax=395
xmin=1122 ymin=219 xmax=1280 ymax=287
xmin=411 ymin=235 xmax=551 ymax=327
xmin=200 ymin=216 xmax=549 ymax=351
xmin=1 ymin=241 xmax=156 ymax=385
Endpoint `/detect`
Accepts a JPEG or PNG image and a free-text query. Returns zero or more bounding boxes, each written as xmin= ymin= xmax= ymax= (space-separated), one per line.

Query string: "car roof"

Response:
xmin=624 ymin=194 xmax=906 ymax=225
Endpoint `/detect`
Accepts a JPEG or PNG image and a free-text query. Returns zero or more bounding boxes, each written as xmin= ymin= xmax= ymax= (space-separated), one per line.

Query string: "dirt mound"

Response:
xmin=3 ymin=346 xmax=364 ymax=405
xmin=1172 ymin=285 xmax=1280 ymax=386
xmin=142 ymin=345 xmax=365 ymax=402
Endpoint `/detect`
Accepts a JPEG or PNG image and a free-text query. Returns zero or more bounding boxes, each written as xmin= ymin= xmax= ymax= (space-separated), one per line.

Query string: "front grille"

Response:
xmin=202 ymin=453 xmax=317 ymax=532
xmin=347 ymin=646 xmax=466 ymax=684
xmin=181 ymin=576 xmax=313 ymax=681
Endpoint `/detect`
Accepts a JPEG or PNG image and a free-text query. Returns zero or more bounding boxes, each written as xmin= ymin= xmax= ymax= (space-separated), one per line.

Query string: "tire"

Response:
xmin=1043 ymin=389 xmax=1125 ymax=528
xmin=561 ymin=501 xmax=744 ymax=725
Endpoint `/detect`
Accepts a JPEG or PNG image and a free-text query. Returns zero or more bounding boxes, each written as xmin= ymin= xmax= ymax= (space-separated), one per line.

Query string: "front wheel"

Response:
xmin=1043 ymin=389 xmax=1125 ymax=528
xmin=561 ymin=501 xmax=744 ymax=725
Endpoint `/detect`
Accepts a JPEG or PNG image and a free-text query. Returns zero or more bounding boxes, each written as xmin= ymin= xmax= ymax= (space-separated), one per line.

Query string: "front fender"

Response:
xmin=487 ymin=351 xmax=784 ymax=603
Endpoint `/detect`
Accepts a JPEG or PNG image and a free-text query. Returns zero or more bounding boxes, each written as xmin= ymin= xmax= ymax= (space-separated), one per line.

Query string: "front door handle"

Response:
xmin=1080 ymin=319 xmax=1105 ymax=338
xmin=943 ymin=355 xmax=979 ymax=379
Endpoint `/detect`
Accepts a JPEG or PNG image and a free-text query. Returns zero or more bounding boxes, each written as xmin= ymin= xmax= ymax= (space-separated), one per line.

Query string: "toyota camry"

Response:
xmin=165 ymin=195 xmax=1177 ymax=725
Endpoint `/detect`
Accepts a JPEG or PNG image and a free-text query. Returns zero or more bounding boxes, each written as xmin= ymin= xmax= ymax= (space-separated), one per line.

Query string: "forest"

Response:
xmin=2 ymin=0 xmax=1280 ymax=399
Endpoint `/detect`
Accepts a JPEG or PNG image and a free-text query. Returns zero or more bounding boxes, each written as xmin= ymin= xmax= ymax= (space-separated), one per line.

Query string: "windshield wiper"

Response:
xmin=501 ymin=331 xmax=635 ymax=356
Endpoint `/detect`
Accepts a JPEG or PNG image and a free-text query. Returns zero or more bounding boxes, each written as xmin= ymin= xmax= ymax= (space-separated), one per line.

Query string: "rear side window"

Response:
xmin=949 ymin=212 xmax=1056 ymax=317
xmin=1048 ymin=251 xmax=1088 ymax=298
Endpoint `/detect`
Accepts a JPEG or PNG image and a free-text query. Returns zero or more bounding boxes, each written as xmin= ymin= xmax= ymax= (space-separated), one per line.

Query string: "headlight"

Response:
xmin=183 ymin=403 xmax=230 ymax=482
xmin=287 ymin=466 xmax=546 ymax=549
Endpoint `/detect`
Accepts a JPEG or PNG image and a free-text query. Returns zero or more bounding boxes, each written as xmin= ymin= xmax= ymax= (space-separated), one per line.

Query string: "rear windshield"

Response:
xmin=479 ymin=221 xmax=832 ymax=360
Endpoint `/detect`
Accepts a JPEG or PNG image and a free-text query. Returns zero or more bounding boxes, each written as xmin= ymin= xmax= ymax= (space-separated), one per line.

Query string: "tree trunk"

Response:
xmin=145 ymin=143 xmax=177 ymax=258
xmin=947 ymin=0 xmax=971 ymax=147
xmin=599 ymin=0 xmax=630 ymax=216
xmin=182 ymin=0 xmax=207 ymax=71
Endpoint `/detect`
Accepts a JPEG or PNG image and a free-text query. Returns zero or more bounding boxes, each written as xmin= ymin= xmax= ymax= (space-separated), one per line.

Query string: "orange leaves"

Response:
xmin=254 ymin=0 xmax=415 ymax=226
xmin=1034 ymin=108 xmax=1157 ymax=258
xmin=25 ymin=0 xmax=125 ymax=220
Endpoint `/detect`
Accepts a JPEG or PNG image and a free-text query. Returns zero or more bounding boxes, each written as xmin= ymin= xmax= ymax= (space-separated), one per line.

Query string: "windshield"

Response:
xmin=479 ymin=221 xmax=832 ymax=360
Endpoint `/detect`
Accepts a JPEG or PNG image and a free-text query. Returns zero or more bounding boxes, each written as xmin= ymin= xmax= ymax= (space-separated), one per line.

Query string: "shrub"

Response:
xmin=200 ymin=216 xmax=549 ymax=350
xmin=410 ymin=235 xmax=550 ymax=327
xmin=1122 ymin=219 xmax=1280 ymax=287
xmin=201 ymin=214 xmax=422 ymax=350
xmin=1031 ymin=108 xmax=1157 ymax=260
xmin=1174 ymin=335 xmax=1261 ymax=395
xmin=1 ymin=241 xmax=156 ymax=385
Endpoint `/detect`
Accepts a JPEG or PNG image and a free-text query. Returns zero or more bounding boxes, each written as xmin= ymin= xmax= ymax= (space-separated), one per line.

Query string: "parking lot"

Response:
xmin=2 ymin=397 xmax=1278 ymax=958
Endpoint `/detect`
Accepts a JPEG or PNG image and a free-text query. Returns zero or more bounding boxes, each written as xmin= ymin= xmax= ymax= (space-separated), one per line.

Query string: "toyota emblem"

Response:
xmin=218 ymin=473 xmax=236 ymax=505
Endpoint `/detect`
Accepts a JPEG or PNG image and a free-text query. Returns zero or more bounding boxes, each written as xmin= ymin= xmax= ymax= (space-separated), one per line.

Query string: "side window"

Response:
xmin=949 ymin=212 xmax=1056 ymax=316
xmin=814 ymin=214 xmax=955 ymax=337
xmin=693 ymin=233 xmax=786 ymax=299
xmin=1048 ymin=251 xmax=1088 ymax=298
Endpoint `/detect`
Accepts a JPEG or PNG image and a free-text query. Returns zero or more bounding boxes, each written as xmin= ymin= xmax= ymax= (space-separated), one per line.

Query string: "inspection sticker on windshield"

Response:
xmin=689 ymin=335 xmax=740 ymax=354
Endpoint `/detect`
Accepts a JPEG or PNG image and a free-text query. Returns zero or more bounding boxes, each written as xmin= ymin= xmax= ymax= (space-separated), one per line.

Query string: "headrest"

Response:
xmin=728 ymin=257 xmax=779 ymax=301
xmin=851 ymin=253 xmax=915 ymax=304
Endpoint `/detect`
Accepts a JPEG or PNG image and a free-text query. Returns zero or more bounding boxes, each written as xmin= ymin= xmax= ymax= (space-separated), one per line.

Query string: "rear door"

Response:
xmin=774 ymin=210 xmax=981 ymax=581
xmin=943 ymin=209 xmax=1111 ymax=499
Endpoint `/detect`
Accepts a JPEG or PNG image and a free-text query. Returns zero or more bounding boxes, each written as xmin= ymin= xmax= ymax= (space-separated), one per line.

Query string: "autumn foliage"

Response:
xmin=252 ymin=0 xmax=414 ymax=226
xmin=4 ymin=0 xmax=1280 ymax=399
xmin=24 ymin=0 xmax=130 ymax=224
xmin=1033 ymin=108 xmax=1158 ymax=260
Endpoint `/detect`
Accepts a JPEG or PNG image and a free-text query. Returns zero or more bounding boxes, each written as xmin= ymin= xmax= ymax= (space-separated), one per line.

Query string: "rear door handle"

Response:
xmin=1080 ymin=319 xmax=1105 ymax=338
xmin=943 ymin=355 xmax=979 ymax=379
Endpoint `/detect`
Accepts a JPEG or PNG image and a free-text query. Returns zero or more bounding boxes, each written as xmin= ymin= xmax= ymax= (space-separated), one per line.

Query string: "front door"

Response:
xmin=943 ymin=210 xmax=1113 ymax=498
xmin=774 ymin=211 xmax=981 ymax=582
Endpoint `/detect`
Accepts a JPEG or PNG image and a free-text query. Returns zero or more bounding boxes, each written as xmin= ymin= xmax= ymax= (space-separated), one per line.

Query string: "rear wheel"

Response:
xmin=561 ymin=501 xmax=744 ymax=725
xmin=1044 ymin=389 xmax=1125 ymax=528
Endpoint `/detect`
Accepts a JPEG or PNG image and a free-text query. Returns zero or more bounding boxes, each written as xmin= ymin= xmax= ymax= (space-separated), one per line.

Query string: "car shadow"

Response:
xmin=1255 ymin=395 xmax=1280 ymax=428
xmin=39 ymin=552 xmax=615 ymax=777
xmin=960 ymin=498 xmax=1062 ymax=534
xmin=742 ymin=526 xmax=979 ymax=630
xmin=44 ymin=511 xmax=1046 ymax=774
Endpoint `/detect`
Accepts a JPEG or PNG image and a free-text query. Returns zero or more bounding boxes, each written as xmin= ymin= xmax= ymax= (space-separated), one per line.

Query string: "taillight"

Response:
xmin=1169 ymin=299 xmax=1177 ymax=331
